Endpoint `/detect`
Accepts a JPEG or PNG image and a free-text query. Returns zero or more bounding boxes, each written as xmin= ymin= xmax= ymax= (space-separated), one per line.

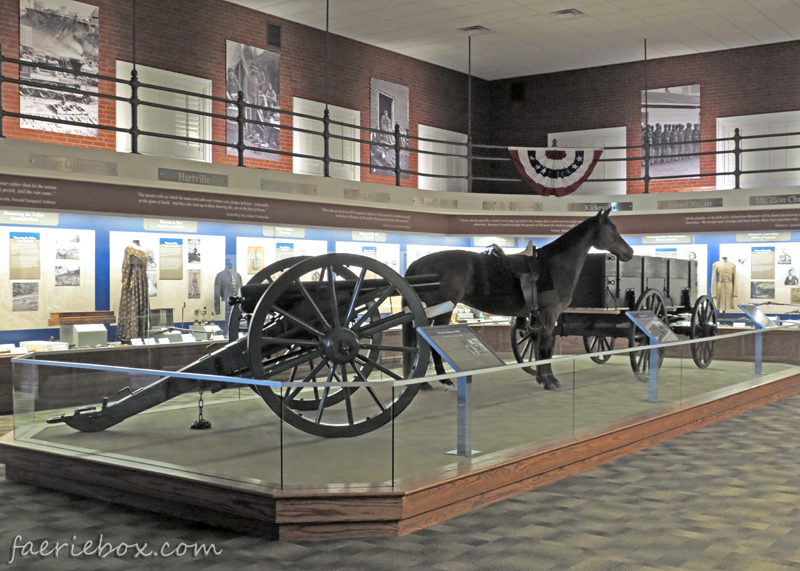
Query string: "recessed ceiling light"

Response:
xmin=547 ymin=8 xmax=586 ymax=20
xmin=457 ymin=25 xmax=494 ymax=36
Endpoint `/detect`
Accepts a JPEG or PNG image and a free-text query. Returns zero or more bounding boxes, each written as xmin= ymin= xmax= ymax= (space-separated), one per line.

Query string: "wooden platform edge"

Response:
xmin=2 ymin=371 xmax=799 ymax=541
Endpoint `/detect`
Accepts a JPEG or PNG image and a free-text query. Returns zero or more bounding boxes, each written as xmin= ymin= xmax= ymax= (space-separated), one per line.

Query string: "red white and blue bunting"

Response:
xmin=508 ymin=147 xmax=603 ymax=197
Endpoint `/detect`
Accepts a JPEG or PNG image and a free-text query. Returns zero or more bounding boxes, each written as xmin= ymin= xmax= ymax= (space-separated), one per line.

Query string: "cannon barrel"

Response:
xmin=239 ymin=273 xmax=440 ymax=314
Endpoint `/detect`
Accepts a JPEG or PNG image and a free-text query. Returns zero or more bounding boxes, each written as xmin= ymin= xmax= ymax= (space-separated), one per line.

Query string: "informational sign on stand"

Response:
xmin=417 ymin=325 xmax=505 ymax=458
xmin=417 ymin=324 xmax=505 ymax=373
xmin=626 ymin=311 xmax=680 ymax=344
xmin=626 ymin=310 xmax=678 ymax=403
xmin=738 ymin=304 xmax=779 ymax=375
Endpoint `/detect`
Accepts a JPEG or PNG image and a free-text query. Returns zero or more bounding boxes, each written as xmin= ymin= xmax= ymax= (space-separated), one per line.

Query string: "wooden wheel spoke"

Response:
xmin=356 ymin=310 xmax=415 ymax=338
xmin=263 ymin=347 xmax=325 ymax=378
xmin=344 ymin=267 xmax=368 ymax=325
xmin=355 ymin=354 xmax=403 ymax=381
xmin=294 ymin=279 xmax=332 ymax=332
xmin=274 ymin=306 xmax=325 ymax=339
xmin=353 ymin=284 xmax=397 ymax=329
xmin=313 ymin=365 xmax=337 ymax=424
xmin=350 ymin=361 xmax=387 ymax=411
xmin=359 ymin=342 xmax=418 ymax=353
xmin=261 ymin=336 xmax=319 ymax=347
xmin=326 ymin=267 xmax=341 ymax=328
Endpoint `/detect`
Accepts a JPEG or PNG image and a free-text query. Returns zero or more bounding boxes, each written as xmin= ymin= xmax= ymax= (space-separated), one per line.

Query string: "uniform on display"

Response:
xmin=711 ymin=257 xmax=736 ymax=311
xmin=214 ymin=266 xmax=243 ymax=334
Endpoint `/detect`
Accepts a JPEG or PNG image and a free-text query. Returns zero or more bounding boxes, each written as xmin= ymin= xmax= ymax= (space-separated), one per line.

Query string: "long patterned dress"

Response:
xmin=118 ymin=245 xmax=149 ymax=342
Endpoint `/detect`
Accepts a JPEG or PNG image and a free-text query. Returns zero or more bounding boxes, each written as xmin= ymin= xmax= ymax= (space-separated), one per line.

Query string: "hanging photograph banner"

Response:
xmin=10 ymin=231 xmax=41 ymax=279
xmin=158 ymin=237 xmax=183 ymax=280
xmin=369 ymin=78 xmax=409 ymax=178
xmin=641 ymin=85 xmax=700 ymax=180
xmin=19 ymin=0 xmax=99 ymax=137
xmin=225 ymin=40 xmax=280 ymax=162
xmin=508 ymin=148 xmax=603 ymax=197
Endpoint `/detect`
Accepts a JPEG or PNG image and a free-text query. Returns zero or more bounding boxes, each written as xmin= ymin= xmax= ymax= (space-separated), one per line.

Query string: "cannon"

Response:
xmin=47 ymin=254 xmax=439 ymax=438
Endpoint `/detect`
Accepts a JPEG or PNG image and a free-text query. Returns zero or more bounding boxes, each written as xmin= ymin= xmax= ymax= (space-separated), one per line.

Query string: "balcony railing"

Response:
xmin=3 ymin=45 xmax=800 ymax=195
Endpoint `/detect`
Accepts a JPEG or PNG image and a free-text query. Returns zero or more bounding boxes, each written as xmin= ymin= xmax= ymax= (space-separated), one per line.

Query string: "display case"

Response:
xmin=4 ymin=324 xmax=800 ymax=541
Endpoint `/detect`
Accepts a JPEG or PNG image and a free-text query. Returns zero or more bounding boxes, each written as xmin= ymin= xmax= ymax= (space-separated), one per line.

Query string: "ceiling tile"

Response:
xmin=227 ymin=0 xmax=800 ymax=79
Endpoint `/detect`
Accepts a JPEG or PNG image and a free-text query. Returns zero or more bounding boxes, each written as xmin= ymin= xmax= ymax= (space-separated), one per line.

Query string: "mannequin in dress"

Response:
xmin=118 ymin=240 xmax=150 ymax=342
xmin=711 ymin=256 xmax=736 ymax=311
xmin=214 ymin=266 xmax=243 ymax=335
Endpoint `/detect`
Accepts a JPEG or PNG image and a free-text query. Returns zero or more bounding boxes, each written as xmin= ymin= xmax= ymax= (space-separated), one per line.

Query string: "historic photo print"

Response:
xmin=370 ymin=77 xmax=409 ymax=178
xmin=226 ymin=40 xmax=280 ymax=161
xmin=19 ymin=0 xmax=99 ymax=136
xmin=55 ymin=264 xmax=80 ymax=286
xmin=12 ymin=282 xmax=39 ymax=311
xmin=641 ymin=84 xmax=700 ymax=180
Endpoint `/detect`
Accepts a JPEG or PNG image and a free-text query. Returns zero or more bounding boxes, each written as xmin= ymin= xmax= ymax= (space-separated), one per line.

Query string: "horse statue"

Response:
xmin=404 ymin=209 xmax=634 ymax=390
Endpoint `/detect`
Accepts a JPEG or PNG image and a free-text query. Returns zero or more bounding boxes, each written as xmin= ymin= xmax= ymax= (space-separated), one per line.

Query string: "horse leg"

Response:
xmin=428 ymin=312 xmax=454 ymax=388
xmin=535 ymin=328 xmax=560 ymax=390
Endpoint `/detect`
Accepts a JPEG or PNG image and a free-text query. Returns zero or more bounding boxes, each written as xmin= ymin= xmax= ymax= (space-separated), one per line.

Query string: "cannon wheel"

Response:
xmin=689 ymin=295 xmax=717 ymax=369
xmin=510 ymin=316 xmax=536 ymax=375
xmin=629 ymin=289 xmax=668 ymax=382
xmin=583 ymin=335 xmax=616 ymax=364
xmin=247 ymin=253 xmax=430 ymax=438
xmin=244 ymin=256 xmax=382 ymax=412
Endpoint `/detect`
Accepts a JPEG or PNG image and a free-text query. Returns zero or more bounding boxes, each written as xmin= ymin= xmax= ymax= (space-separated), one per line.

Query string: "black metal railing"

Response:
xmin=3 ymin=44 xmax=800 ymax=195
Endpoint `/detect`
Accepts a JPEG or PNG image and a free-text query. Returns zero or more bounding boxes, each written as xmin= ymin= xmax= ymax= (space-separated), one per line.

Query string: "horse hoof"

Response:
xmin=543 ymin=381 xmax=561 ymax=391
xmin=420 ymin=382 xmax=433 ymax=391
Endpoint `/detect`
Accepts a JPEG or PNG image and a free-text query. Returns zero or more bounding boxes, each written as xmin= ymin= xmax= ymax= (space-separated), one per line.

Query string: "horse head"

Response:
xmin=593 ymin=209 xmax=633 ymax=261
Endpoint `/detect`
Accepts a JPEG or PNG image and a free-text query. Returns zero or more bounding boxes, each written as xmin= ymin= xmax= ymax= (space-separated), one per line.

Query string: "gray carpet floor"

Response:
xmin=3 ymin=391 xmax=800 ymax=570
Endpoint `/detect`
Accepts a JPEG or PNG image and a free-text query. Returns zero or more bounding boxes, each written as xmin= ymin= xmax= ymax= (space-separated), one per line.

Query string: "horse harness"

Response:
xmin=486 ymin=244 xmax=552 ymax=319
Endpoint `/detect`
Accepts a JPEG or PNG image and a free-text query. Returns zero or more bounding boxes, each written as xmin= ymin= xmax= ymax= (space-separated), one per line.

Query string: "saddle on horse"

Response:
xmin=488 ymin=240 xmax=541 ymax=314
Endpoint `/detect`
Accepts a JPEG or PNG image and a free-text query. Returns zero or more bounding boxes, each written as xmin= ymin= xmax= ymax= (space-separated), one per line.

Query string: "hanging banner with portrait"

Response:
xmin=369 ymin=78 xmax=409 ymax=178
xmin=225 ymin=40 xmax=280 ymax=162
xmin=19 ymin=0 xmax=99 ymax=137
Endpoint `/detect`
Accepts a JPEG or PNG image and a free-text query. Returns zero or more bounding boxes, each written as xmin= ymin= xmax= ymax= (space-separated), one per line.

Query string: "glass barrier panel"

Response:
xmin=11 ymin=358 xmax=283 ymax=489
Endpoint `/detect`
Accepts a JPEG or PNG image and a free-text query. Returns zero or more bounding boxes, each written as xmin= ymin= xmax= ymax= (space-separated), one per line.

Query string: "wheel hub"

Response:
xmin=323 ymin=328 xmax=360 ymax=364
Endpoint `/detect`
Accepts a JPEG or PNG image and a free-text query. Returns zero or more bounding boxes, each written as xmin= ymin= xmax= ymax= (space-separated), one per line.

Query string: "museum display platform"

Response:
xmin=2 ymin=327 xmax=800 ymax=541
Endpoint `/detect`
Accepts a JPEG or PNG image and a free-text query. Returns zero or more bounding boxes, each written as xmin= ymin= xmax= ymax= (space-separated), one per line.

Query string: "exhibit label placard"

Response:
xmin=417 ymin=325 xmax=505 ymax=373
xmin=263 ymin=225 xmax=305 ymax=238
xmin=158 ymin=168 xmax=228 ymax=187
xmin=642 ymin=234 xmax=692 ymax=244
xmin=144 ymin=219 xmax=197 ymax=233
xmin=0 ymin=210 xmax=58 ymax=226
xmin=29 ymin=154 xmax=118 ymax=176
xmin=9 ymin=231 xmax=41 ymax=279
xmin=351 ymin=231 xmax=386 ymax=242
xmin=158 ymin=237 xmax=183 ymax=280
xmin=567 ymin=201 xmax=633 ymax=212
xmin=736 ymin=232 xmax=791 ymax=242
xmin=751 ymin=246 xmax=775 ymax=279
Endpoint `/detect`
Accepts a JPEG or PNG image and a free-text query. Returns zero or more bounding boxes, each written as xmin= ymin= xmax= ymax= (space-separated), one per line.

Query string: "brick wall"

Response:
xmin=4 ymin=1 xmax=800 ymax=196
xmin=0 ymin=0 xmax=480 ymax=189
xmin=478 ymin=40 xmax=800 ymax=194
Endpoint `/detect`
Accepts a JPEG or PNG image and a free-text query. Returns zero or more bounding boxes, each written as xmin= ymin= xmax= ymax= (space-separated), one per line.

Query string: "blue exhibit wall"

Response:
xmin=2 ymin=212 xmax=798 ymax=346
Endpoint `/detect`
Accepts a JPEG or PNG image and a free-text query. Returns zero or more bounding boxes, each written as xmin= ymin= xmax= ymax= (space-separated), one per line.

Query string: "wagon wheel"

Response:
xmin=245 ymin=256 xmax=382 ymax=412
xmin=247 ymin=253 xmax=430 ymax=438
xmin=510 ymin=316 xmax=537 ymax=375
xmin=583 ymin=335 xmax=616 ymax=364
xmin=629 ymin=289 xmax=668 ymax=382
xmin=689 ymin=295 xmax=717 ymax=369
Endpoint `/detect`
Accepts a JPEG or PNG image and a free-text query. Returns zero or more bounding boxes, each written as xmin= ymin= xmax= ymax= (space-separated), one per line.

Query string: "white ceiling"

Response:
xmin=227 ymin=0 xmax=800 ymax=80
